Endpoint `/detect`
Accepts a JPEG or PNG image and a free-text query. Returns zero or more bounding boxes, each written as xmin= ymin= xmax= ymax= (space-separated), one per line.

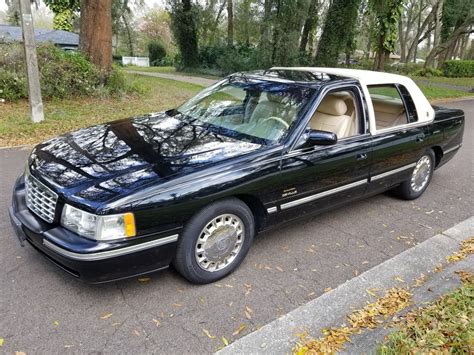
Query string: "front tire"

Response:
xmin=173 ymin=198 xmax=255 ymax=284
xmin=394 ymin=150 xmax=435 ymax=200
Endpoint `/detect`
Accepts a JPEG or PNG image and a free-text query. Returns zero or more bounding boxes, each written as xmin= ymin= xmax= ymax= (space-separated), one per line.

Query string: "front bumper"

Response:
xmin=9 ymin=175 xmax=179 ymax=283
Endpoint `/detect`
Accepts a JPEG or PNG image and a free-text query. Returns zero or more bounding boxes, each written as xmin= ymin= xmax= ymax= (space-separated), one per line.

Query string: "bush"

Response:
xmin=442 ymin=60 xmax=474 ymax=77
xmin=0 ymin=43 xmax=141 ymax=102
xmin=148 ymin=41 xmax=167 ymax=66
xmin=412 ymin=67 xmax=443 ymax=77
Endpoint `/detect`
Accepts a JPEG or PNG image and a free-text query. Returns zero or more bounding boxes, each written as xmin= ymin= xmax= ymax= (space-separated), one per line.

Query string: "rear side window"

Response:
xmin=368 ymin=84 xmax=415 ymax=130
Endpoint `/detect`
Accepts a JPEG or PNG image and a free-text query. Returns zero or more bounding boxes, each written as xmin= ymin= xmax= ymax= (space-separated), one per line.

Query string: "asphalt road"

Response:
xmin=0 ymin=100 xmax=472 ymax=353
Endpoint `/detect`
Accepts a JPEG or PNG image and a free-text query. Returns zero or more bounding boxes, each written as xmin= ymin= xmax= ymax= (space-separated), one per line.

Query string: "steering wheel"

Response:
xmin=262 ymin=116 xmax=290 ymax=130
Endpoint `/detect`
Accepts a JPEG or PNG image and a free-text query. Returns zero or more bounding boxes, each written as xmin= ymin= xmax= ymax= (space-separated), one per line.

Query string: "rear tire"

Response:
xmin=394 ymin=150 xmax=435 ymax=200
xmin=173 ymin=198 xmax=255 ymax=284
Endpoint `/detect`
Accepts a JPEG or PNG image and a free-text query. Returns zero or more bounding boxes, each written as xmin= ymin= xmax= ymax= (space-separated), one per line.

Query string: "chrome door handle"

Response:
xmin=356 ymin=153 xmax=368 ymax=161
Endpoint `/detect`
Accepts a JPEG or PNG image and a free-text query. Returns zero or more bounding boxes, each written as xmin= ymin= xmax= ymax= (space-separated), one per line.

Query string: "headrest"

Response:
xmin=317 ymin=96 xmax=347 ymax=116
xmin=372 ymin=99 xmax=404 ymax=114
xmin=267 ymin=93 xmax=285 ymax=103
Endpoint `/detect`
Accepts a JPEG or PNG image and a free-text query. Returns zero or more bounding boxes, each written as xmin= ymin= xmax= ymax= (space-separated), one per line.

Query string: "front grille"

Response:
xmin=25 ymin=173 xmax=58 ymax=223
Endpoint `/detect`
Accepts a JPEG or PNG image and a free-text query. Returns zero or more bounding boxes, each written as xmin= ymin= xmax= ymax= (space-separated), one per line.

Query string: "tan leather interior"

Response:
xmin=372 ymin=98 xmax=407 ymax=129
xmin=310 ymin=94 xmax=356 ymax=138
xmin=250 ymin=93 xmax=296 ymax=125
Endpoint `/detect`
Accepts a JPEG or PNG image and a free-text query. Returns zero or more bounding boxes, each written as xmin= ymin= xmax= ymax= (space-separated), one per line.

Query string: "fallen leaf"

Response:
xmin=200 ymin=297 xmax=205 ymax=304
xmin=245 ymin=310 xmax=252 ymax=320
xmin=264 ymin=265 xmax=272 ymax=270
xmin=362 ymin=261 xmax=369 ymax=265
xmin=0 ymin=338 xmax=3 ymax=347
xmin=434 ymin=264 xmax=443 ymax=273
xmin=366 ymin=288 xmax=379 ymax=297
xmin=53 ymin=320 xmax=60 ymax=326
xmin=100 ymin=313 xmax=113 ymax=320
xmin=133 ymin=329 xmax=140 ymax=337
xmin=222 ymin=336 xmax=229 ymax=346
xmin=138 ymin=277 xmax=151 ymax=283
xmin=203 ymin=329 xmax=216 ymax=339
xmin=275 ymin=266 xmax=284 ymax=272
xmin=394 ymin=276 xmax=405 ymax=283
xmin=245 ymin=306 xmax=253 ymax=314
xmin=232 ymin=324 xmax=247 ymax=336
xmin=152 ymin=319 xmax=160 ymax=327
xmin=15 ymin=352 xmax=26 ymax=355
xmin=225 ymin=284 xmax=234 ymax=288
xmin=324 ymin=287 xmax=332 ymax=292
xmin=173 ymin=303 xmax=183 ymax=308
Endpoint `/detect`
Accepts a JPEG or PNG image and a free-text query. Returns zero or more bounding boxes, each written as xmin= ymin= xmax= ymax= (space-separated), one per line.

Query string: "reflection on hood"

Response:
xmin=29 ymin=112 xmax=261 ymax=204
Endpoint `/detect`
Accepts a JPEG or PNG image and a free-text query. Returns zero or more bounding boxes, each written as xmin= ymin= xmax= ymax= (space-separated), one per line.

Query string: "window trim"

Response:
xmin=367 ymin=83 xmax=421 ymax=135
xmin=288 ymin=84 xmax=368 ymax=153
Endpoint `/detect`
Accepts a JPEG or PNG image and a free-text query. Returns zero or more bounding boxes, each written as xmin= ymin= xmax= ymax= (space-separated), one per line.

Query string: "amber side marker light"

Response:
xmin=124 ymin=212 xmax=136 ymax=237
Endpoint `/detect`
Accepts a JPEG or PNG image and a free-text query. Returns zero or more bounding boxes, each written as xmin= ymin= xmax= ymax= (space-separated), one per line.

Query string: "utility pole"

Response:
xmin=19 ymin=0 xmax=44 ymax=123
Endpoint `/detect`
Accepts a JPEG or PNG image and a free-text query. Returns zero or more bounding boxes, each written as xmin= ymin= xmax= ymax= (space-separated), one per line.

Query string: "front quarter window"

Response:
xmin=176 ymin=78 xmax=316 ymax=143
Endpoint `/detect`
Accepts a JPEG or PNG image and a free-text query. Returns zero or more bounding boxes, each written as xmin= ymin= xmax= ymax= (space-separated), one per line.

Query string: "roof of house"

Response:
xmin=0 ymin=25 xmax=79 ymax=46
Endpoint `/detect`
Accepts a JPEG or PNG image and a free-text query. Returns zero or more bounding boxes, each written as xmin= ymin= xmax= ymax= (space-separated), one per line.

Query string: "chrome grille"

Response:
xmin=25 ymin=173 xmax=58 ymax=223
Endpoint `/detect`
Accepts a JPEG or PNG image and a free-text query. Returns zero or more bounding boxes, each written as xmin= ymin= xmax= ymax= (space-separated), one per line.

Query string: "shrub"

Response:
xmin=0 ymin=43 xmax=141 ymax=102
xmin=412 ymin=67 xmax=443 ymax=77
xmin=442 ymin=60 xmax=474 ymax=77
xmin=148 ymin=41 xmax=167 ymax=66
xmin=0 ymin=68 xmax=27 ymax=101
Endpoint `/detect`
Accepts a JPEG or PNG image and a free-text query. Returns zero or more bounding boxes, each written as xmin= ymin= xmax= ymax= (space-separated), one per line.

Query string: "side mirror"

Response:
xmin=306 ymin=129 xmax=337 ymax=146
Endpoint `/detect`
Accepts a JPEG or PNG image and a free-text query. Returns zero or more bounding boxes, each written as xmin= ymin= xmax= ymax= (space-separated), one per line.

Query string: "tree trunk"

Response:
xmin=79 ymin=0 xmax=112 ymax=73
xmin=227 ymin=0 xmax=233 ymax=47
xmin=299 ymin=0 xmax=318 ymax=53
xmin=122 ymin=14 xmax=134 ymax=56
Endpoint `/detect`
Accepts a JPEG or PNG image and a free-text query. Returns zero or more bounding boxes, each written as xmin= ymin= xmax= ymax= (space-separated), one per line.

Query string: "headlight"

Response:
xmin=61 ymin=204 xmax=136 ymax=241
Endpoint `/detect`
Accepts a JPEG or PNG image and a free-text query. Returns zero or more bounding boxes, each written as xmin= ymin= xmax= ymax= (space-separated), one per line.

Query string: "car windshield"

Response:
xmin=174 ymin=77 xmax=316 ymax=144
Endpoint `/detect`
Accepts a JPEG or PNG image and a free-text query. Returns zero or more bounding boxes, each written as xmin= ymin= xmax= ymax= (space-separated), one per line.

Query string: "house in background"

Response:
xmin=0 ymin=24 xmax=79 ymax=50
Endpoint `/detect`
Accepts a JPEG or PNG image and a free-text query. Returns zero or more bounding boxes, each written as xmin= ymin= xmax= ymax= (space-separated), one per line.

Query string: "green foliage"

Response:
xmin=43 ymin=0 xmax=80 ymax=31
xmin=370 ymin=0 xmax=405 ymax=53
xmin=379 ymin=280 xmax=473 ymax=354
xmin=168 ymin=0 xmax=199 ymax=68
xmin=442 ymin=60 xmax=474 ymax=78
xmin=412 ymin=67 xmax=443 ymax=77
xmin=440 ymin=0 xmax=473 ymax=42
xmin=148 ymin=41 xmax=167 ymax=66
xmin=0 ymin=68 xmax=27 ymax=101
xmin=0 ymin=43 xmax=141 ymax=102
xmin=314 ymin=0 xmax=362 ymax=66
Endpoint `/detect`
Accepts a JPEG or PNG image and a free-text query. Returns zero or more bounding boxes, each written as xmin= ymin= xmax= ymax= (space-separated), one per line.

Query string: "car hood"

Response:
xmin=28 ymin=112 xmax=262 ymax=206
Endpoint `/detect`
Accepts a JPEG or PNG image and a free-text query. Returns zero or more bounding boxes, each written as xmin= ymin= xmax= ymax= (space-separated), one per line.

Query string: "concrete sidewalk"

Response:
xmin=219 ymin=217 xmax=474 ymax=354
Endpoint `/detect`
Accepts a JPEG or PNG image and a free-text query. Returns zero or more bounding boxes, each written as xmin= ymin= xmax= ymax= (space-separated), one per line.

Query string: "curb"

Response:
xmin=217 ymin=217 xmax=474 ymax=354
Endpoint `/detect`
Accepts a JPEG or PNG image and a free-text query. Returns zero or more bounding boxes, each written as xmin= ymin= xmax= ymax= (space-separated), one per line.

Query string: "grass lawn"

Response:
xmin=412 ymin=76 xmax=473 ymax=88
xmin=124 ymin=65 xmax=222 ymax=80
xmin=0 ymin=74 xmax=203 ymax=147
xmin=416 ymin=83 xmax=473 ymax=100
xmin=379 ymin=276 xmax=473 ymax=354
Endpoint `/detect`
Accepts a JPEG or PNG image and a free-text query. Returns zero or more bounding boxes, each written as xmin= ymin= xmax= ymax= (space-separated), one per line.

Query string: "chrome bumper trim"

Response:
xmin=267 ymin=206 xmax=277 ymax=214
xmin=371 ymin=162 xmax=417 ymax=182
xmin=280 ymin=179 xmax=367 ymax=210
xmin=443 ymin=144 xmax=461 ymax=154
xmin=43 ymin=234 xmax=179 ymax=261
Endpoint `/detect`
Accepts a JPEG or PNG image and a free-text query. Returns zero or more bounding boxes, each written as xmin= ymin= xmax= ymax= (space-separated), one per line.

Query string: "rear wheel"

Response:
xmin=394 ymin=150 xmax=435 ymax=200
xmin=173 ymin=198 xmax=255 ymax=284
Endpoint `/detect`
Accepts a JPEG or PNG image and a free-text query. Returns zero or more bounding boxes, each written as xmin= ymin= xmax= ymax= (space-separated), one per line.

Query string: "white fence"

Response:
xmin=122 ymin=56 xmax=150 ymax=67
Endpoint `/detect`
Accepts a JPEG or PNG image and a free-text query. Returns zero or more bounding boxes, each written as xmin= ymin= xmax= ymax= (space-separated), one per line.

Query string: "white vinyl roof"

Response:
xmin=271 ymin=67 xmax=435 ymax=131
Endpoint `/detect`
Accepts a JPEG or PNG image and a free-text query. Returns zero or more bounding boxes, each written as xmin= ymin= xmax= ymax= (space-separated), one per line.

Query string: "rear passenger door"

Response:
xmin=367 ymin=84 xmax=427 ymax=193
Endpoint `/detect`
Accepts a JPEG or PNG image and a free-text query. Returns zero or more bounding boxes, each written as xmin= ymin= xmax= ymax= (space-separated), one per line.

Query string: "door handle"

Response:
xmin=356 ymin=153 xmax=368 ymax=161
xmin=416 ymin=134 xmax=425 ymax=143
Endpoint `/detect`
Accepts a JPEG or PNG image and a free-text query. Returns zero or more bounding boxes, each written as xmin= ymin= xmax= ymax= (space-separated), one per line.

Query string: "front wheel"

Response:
xmin=394 ymin=150 xmax=435 ymax=200
xmin=173 ymin=198 xmax=255 ymax=284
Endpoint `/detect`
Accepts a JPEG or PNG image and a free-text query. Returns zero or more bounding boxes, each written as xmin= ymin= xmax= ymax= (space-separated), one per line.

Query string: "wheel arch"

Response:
xmin=234 ymin=194 xmax=267 ymax=233
xmin=431 ymin=145 xmax=443 ymax=168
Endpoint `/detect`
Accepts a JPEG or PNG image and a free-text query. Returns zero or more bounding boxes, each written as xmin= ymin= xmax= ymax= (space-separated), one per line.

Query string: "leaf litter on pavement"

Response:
xmin=294 ymin=235 xmax=474 ymax=354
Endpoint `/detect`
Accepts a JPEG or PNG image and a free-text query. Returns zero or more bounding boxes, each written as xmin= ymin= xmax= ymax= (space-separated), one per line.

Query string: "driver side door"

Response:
xmin=273 ymin=85 xmax=372 ymax=222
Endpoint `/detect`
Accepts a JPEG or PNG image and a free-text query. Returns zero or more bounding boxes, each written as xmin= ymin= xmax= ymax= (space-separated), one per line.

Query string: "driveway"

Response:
xmin=0 ymin=100 xmax=472 ymax=353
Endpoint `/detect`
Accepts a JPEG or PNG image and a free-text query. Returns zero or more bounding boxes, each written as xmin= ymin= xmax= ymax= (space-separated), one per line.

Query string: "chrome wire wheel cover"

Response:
xmin=195 ymin=214 xmax=245 ymax=272
xmin=411 ymin=155 xmax=432 ymax=192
